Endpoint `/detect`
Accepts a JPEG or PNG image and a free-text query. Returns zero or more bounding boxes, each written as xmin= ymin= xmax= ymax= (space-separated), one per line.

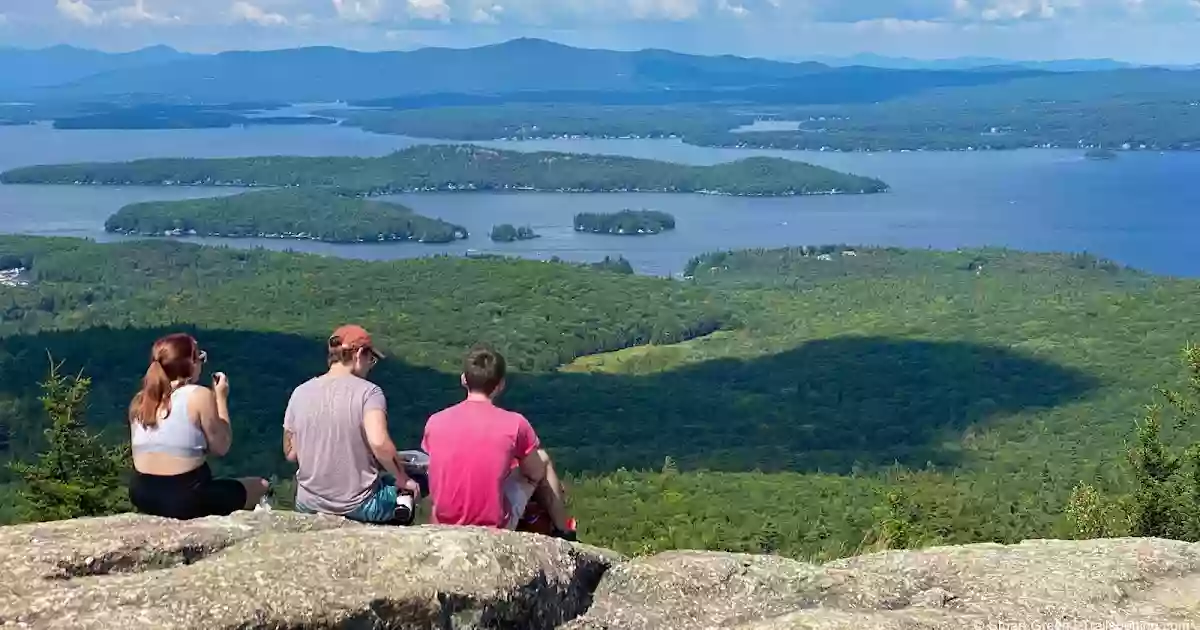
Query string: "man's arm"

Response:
xmin=363 ymin=409 xmax=412 ymax=483
xmin=282 ymin=398 xmax=298 ymax=462
xmin=283 ymin=430 xmax=297 ymax=462
xmin=514 ymin=416 xmax=545 ymax=483
xmin=360 ymin=386 xmax=416 ymax=489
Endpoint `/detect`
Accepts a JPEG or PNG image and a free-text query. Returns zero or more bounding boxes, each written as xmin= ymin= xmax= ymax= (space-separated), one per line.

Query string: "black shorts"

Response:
xmin=128 ymin=462 xmax=247 ymax=520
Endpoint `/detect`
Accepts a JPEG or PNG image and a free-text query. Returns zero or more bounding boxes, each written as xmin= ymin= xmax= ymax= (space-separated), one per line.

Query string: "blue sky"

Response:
xmin=1 ymin=0 xmax=1199 ymax=62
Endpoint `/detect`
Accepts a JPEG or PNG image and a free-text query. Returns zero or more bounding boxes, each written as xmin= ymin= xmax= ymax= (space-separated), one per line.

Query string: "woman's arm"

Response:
xmin=193 ymin=386 xmax=233 ymax=457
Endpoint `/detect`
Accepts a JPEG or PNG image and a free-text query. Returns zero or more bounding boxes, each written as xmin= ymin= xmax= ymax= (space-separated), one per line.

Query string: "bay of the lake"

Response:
xmin=0 ymin=122 xmax=1197 ymax=277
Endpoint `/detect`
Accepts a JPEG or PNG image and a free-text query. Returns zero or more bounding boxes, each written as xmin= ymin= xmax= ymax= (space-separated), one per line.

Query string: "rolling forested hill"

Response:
xmin=2 ymin=236 xmax=1198 ymax=559
xmin=0 ymin=145 xmax=889 ymax=197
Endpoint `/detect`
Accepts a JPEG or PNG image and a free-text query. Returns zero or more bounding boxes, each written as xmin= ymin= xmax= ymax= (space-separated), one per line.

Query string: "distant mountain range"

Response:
xmin=0 ymin=38 xmax=1191 ymax=105
xmin=0 ymin=44 xmax=197 ymax=91
xmin=800 ymin=53 xmax=1195 ymax=72
xmin=0 ymin=38 xmax=1053 ymax=105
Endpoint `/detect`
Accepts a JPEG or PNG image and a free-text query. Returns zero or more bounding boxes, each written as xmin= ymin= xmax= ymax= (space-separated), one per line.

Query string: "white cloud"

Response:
xmin=333 ymin=0 xmax=389 ymax=21
xmin=110 ymin=0 xmax=180 ymax=25
xmin=33 ymin=0 xmax=1200 ymax=32
xmin=718 ymin=0 xmax=749 ymax=17
xmin=854 ymin=17 xmax=946 ymax=33
xmin=56 ymin=0 xmax=101 ymax=25
xmin=628 ymin=0 xmax=699 ymax=20
xmin=230 ymin=0 xmax=289 ymax=25
xmin=53 ymin=0 xmax=179 ymax=27
xmin=408 ymin=0 xmax=451 ymax=21
xmin=7 ymin=0 xmax=1200 ymax=63
xmin=470 ymin=3 xmax=504 ymax=23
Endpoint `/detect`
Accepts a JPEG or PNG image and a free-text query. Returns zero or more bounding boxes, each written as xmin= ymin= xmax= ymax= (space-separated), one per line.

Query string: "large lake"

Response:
xmin=1 ymin=123 xmax=1197 ymax=277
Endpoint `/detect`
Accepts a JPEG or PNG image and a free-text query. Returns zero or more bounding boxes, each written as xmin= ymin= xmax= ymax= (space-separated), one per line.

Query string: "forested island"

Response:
xmin=105 ymin=189 xmax=468 ymax=244
xmin=0 ymin=144 xmax=889 ymax=198
xmin=490 ymin=224 xmax=540 ymax=242
xmin=575 ymin=210 xmax=676 ymax=235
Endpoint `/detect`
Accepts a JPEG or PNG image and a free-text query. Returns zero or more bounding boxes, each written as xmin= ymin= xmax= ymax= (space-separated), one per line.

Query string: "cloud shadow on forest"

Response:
xmin=0 ymin=327 xmax=1099 ymax=479
xmin=517 ymin=335 xmax=1102 ymax=474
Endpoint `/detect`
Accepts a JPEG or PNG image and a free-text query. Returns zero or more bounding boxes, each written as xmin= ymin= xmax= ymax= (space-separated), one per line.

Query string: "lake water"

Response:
xmin=1 ymin=122 xmax=1198 ymax=278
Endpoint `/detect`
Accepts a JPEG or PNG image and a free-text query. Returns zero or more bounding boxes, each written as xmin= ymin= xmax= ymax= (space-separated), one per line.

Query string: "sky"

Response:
xmin=1 ymin=0 xmax=1199 ymax=63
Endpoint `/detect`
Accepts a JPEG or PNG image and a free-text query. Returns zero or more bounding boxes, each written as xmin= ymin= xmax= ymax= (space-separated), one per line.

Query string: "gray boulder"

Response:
xmin=574 ymin=537 xmax=1200 ymax=630
xmin=0 ymin=512 xmax=615 ymax=629
xmin=5 ymin=513 xmax=1200 ymax=630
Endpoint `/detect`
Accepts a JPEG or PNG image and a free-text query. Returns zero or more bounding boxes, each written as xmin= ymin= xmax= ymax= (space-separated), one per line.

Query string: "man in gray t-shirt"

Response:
xmin=283 ymin=324 xmax=420 ymax=523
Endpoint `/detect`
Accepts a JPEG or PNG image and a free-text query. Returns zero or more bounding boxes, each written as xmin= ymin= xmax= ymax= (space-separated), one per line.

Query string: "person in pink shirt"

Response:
xmin=422 ymin=344 xmax=576 ymax=540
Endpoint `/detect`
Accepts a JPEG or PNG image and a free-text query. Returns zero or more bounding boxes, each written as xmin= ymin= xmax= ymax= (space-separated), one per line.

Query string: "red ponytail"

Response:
xmin=130 ymin=334 xmax=199 ymax=428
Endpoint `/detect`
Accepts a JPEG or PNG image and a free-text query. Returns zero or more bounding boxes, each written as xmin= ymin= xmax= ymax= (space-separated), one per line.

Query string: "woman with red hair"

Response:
xmin=127 ymin=333 xmax=269 ymax=519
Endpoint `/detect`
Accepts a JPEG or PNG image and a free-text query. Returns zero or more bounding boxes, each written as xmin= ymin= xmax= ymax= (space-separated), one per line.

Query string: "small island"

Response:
xmin=575 ymin=210 xmax=676 ymax=236
xmin=490 ymin=224 xmax=540 ymax=242
xmin=1085 ymin=148 xmax=1119 ymax=160
xmin=0 ymin=144 xmax=890 ymax=198
xmin=104 ymin=188 xmax=468 ymax=244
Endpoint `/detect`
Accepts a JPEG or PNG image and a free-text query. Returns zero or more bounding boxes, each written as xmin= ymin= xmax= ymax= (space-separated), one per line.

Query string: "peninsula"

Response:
xmin=104 ymin=189 xmax=468 ymax=244
xmin=575 ymin=210 xmax=676 ymax=235
xmin=0 ymin=144 xmax=889 ymax=198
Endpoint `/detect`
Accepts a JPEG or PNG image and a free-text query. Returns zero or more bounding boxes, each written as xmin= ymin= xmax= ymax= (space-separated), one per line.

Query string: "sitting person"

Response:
xmin=283 ymin=324 xmax=421 ymax=524
xmin=422 ymin=344 xmax=576 ymax=540
xmin=128 ymin=333 xmax=270 ymax=520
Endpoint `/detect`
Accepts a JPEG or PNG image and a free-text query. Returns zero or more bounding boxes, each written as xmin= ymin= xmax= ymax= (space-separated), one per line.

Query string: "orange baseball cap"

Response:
xmin=330 ymin=324 xmax=385 ymax=360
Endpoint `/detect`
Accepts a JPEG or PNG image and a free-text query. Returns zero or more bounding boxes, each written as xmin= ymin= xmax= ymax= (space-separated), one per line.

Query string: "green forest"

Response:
xmin=105 ymin=189 xmax=468 ymax=244
xmin=2 ymin=235 xmax=1199 ymax=562
xmin=586 ymin=255 xmax=635 ymax=275
xmin=316 ymin=73 xmax=1200 ymax=152
xmin=490 ymin=224 xmax=540 ymax=242
xmin=329 ymin=104 xmax=746 ymax=141
xmin=0 ymin=144 xmax=889 ymax=197
xmin=574 ymin=209 xmax=676 ymax=235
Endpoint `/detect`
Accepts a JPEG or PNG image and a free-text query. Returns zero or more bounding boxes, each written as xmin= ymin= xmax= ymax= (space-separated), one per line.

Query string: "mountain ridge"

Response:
xmin=795 ymin=52 xmax=1189 ymax=71
xmin=0 ymin=44 xmax=196 ymax=91
xmin=0 ymin=37 xmax=1053 ymax=104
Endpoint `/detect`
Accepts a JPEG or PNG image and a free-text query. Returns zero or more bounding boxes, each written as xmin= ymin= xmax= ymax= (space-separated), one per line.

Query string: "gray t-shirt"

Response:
xmin=284 ymin=373 xmax=386 ymax=515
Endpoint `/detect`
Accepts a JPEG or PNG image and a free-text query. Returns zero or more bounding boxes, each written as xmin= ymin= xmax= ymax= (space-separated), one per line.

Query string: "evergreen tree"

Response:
xmin=7 ymin=356 xmax=130 ymax=521
xmin=1067 ymin=344 xmax=1200 ymax=540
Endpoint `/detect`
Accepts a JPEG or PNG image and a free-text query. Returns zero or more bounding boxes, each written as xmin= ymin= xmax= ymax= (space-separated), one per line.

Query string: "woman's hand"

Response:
xmin=213 ymin=372 xmax=230 ymax=399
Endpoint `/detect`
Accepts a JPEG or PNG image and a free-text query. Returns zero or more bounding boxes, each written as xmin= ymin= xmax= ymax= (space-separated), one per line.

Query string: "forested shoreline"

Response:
xmin=0 ymin=144 xmax=889 ymax=198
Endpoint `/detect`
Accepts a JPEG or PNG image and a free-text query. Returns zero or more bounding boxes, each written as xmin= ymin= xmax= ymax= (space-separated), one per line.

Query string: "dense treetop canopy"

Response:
xmin=105 ymin=189 xmax=467 ymax=244
xmin=0 ymin=144 xmax=889 ymax=197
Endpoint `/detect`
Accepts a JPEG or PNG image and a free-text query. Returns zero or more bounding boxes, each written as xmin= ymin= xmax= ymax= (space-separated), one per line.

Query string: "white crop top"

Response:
xmin=130 ymin=385 xmax=208 ymax=458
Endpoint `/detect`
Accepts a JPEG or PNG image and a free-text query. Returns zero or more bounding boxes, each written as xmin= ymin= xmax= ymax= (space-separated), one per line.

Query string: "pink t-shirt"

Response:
xmin=422 ymin=399 xmax=541 ymax=528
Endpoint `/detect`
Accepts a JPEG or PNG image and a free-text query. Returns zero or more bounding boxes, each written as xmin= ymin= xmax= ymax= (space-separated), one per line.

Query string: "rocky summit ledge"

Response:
xmin=2 ymin=514 xmax=1200 ymax=630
